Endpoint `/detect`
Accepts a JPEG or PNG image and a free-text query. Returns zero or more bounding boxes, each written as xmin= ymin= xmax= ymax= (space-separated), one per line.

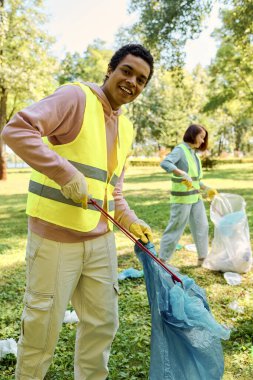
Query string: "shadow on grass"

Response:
xmin=125 ymin=171 xmax=168 ymax=184
xmin=203 ymin=169 xmax=253 ymax=181
xmin=117 ymin=252 xmax=141 ymax=270
xmin=0 ymin=263 xmax=25 ymax=307
xmin=0 ymin=243 xmax=12 ymax=254
xmin=125 ymin=166 xmax=253 ymax=184
xmin=0 ymin=194 xmax=28 ymax=243
xmin=0 ymin=193 xmax=27 ymax=206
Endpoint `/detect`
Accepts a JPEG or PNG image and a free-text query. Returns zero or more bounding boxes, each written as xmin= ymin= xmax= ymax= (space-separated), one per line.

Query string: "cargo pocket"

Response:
xmin=21 ymin=291 xmax=54 ymax=350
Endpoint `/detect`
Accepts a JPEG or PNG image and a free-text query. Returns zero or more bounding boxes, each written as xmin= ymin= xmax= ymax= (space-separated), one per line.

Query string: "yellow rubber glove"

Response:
xmin=129 ymin=219 xmax=153 ymax=244
xmin=206 ymin=188 xmax=218 ymax=201
xmin=182 ymin=179 xmax=193 ymax=190
xmin=61 ymin=171 xmax=89 ymax=208
xmin=180 ymin=172 xmax=193 ymax=190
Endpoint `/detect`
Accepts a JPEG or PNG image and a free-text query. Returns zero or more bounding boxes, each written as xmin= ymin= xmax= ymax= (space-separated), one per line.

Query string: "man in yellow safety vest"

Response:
xmin=2 ymin=44 xmax=154 ymax=380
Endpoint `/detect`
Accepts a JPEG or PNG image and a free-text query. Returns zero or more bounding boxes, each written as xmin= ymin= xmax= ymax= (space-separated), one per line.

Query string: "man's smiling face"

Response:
xmin=101 ymin=54 xmax=151 ymax=110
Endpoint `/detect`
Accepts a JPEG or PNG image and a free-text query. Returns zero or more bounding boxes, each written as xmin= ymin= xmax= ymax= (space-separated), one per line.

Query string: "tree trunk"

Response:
xmin=218 ymin=137 xmax=222 ymax=156
xmin=0 ymin=86 xmax=8 ymax=180
xmin=235 ymin=126 xmax=242 ymax=152
xmin=0 ymin=139 xmax=7 ymax=180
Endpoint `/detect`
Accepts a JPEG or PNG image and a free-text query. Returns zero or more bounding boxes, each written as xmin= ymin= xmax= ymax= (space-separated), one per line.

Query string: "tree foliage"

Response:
xmin=127 ymin=65 xmax=211 ymax=151
xmin=57 ymin=40 xmax=113 ymax=85
xmin=223 ymin=0 xmax=253 ymax=45
xmin=128 ymin=0 xmax=213 ymax=67
xmin=0 ymin=0 xmax=58 ymax=179
xmin=0 ymin=0 xmax=58 ymax=123
xmin=203 ymin=1 xmax=253 ymax=152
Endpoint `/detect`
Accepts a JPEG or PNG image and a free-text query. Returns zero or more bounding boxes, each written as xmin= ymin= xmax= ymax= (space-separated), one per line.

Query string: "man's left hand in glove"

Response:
xmin=129 ymin=219 xmax=153 ymax=244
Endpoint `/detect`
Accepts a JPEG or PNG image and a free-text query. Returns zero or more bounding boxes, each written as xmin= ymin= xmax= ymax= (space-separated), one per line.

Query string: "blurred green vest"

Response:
xmin=170 ymin=144 xmax=202 ymax=204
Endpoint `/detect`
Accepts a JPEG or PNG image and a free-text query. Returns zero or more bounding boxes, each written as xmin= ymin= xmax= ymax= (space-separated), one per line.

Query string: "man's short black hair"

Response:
xmin=108 ymin=44 xmax=154 ymax=84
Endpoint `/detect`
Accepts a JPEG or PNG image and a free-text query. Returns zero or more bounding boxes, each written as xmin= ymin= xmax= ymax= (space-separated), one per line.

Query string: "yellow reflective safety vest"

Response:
xmin=26 ymin=83 xmax=134 ymax=232
xmin=170 ymin=143 xmax=203 ymax=204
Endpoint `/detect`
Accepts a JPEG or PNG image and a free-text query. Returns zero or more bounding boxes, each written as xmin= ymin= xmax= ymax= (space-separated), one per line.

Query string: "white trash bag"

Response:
xmin=0 ymin=338 xmax=17 ymax=359
xmin=203 ymin=193 xmax=252 ymax=273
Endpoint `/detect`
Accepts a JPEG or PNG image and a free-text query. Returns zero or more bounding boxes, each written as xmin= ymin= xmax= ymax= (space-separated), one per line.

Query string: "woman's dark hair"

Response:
xmin=183 ymin=124 xmax=208 ymax=151
xmin=108 ymin=44 xmax=154 ymax=84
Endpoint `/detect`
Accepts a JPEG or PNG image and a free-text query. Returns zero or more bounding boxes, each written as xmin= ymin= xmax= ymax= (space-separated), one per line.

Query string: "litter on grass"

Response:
xmin=185 ymin=244 xmax=197 ymax=252
xmin=118 ymin=268 xmax=144 ymax=280
xmin=223 ymin=272 xmax=242 ymax=286
xmin=63 ymin=310 xmax=79 ymax=323
xmin=228 ymin=301 xmax=244 ymax=314
xmin=0 ymin=338 xmax=17 ymax=359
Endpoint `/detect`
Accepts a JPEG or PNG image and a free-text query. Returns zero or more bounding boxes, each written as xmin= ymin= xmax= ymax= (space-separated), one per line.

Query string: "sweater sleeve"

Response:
xmin=112 ymin=167 xmax=138 ymax=229
xmin=160 ymin=146 xmax=183 ymax=173
xmin=1 ymin=85 xmax=85 ymax=186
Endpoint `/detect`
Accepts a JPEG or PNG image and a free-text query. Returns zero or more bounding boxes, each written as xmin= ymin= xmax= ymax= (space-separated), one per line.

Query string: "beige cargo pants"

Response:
xmin=15 ymin=230 xmax=119 ymax=380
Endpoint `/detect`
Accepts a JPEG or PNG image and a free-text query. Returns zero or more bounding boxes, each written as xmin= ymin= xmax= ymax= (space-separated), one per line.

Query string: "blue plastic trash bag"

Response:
xmin=118 ymin=267 xmax=144 ymax=280
xmin=134 ymin=241 xmax=230 ymax=380
xmin=218 ymin=211 xmax=245 ymax=237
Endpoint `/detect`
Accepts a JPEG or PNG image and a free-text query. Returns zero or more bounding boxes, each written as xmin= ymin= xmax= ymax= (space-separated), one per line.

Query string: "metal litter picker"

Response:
xmin=88 ymin=198 xmax=183 ymax=285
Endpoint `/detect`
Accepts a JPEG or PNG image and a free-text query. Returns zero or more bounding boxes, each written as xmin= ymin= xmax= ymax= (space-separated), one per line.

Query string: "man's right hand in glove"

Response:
xmin=60 ymin=171 xmax=89 ymax=208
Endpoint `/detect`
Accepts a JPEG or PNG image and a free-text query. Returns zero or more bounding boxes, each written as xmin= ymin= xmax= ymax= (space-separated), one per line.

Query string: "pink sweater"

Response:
xmin=2 ymin=82 xmax=138 ymax=242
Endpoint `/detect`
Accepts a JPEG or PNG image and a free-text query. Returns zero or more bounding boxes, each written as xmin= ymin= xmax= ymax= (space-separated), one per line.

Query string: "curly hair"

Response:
xmin=183 ymin=124 xmax=208 ymax=151
xmin=108 ymin=44 xmax=154 ymax=84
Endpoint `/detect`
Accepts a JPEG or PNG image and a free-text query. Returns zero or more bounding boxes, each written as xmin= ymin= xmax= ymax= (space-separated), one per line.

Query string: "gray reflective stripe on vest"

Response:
xmin=171 ymin=176 xmax=199 ymax=183
xmin=69 ymin=160 xmax=107 ymax=182
xmin=171 ymin=189 xmax=199 ymax=196
xmin=108 ymin=200 xmax=115 ymax=212
xmin=109 ymin=173 xmax=119 ymax=187
xmin=69 ymin=160 xmax=119 ymax=187
xmin=28 ymin=180 xmax=105 ymax=210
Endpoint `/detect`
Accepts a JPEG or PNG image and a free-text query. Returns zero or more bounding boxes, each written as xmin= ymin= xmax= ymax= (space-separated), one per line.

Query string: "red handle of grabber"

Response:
xmin=88 ymin=198 xmax=183 ymax=286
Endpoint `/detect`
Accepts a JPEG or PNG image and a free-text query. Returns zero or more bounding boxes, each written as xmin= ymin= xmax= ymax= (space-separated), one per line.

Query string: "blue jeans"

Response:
xmin=160 ymin=200 xmax=209 ymax=261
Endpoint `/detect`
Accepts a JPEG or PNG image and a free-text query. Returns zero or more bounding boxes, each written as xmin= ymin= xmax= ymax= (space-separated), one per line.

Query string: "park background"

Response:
xmin=0 ymin=0 xmax=253 ymax=379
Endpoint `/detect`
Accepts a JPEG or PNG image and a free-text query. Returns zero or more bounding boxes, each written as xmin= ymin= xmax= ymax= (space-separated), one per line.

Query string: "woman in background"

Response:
xmin=159 ymin=124 xmax=217 ymax=266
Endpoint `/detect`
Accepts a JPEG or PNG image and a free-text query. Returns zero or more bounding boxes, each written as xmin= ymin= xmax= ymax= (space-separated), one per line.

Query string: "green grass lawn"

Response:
xmin=0 ymin=164 xmax=253 ymax=379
